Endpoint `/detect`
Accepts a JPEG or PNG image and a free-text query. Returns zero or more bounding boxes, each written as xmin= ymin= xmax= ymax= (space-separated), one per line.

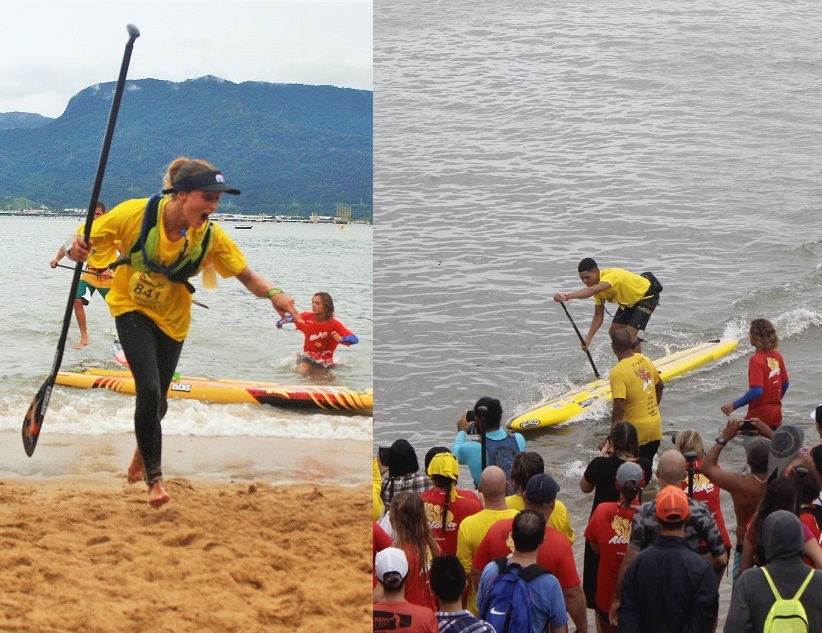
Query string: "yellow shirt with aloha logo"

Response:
xmin=593 ymin=268 xmax=651 ymax=308
xmin=609 ymin=353 xmax=663 ymax=445
xmin=89 ymin=197 xmax=247 ymax=341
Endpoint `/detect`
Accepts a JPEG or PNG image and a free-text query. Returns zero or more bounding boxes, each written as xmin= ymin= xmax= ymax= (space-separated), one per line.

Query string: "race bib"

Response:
xmin=128 ymin=270 xmax=169 ymax=306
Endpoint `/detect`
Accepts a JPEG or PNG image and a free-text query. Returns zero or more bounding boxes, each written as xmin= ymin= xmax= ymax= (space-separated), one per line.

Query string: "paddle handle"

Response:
xmin=559 ymin=302 xmax=600 ymax=379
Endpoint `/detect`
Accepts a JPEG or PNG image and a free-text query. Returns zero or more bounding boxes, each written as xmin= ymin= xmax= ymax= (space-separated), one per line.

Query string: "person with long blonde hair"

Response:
xmin=388 ymin=492 xmax=440 ymax=611
xmin=721 ymin=318 xmax=789 ymax=429
xmin=65 ymin=157 xmax=300 ymax=507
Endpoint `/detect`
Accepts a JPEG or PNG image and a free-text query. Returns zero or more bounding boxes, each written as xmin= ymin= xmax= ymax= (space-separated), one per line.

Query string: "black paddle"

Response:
xmin=477 ymin=406 xmax=488 ymax=471
xmin=684 ymin=451 xmax=698 ymax=498
xmin=559 ymin=301 xmax=600 ymax=379
xmin=22 ymin=24 xmax=140 ymax=457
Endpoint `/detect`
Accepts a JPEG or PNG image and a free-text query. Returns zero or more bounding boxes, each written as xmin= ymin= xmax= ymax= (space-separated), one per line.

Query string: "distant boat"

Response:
xmin=234 ymin=224 xmax=253 ymax=230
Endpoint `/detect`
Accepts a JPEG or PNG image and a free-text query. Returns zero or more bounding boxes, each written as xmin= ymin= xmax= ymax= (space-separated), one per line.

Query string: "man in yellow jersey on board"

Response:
xmin=553 ymin=258 xmax=661 ymax=354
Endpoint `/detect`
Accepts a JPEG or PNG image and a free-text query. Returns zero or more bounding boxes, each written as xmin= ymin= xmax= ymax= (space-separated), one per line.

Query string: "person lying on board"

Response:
xmin=276 ymin=291 xmax=358 ymax=374
xmin=553 ymin=258 xmax=662 ymax=354
xmin=49 ymin=202 xmax=117 ymax=349
xmin=64 ymin=157 xmax=301 ymax=508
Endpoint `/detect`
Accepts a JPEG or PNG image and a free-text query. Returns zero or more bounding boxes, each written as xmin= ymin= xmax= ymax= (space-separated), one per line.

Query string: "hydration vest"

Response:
xmin=113 ymin=194 xmax=213 ymax=293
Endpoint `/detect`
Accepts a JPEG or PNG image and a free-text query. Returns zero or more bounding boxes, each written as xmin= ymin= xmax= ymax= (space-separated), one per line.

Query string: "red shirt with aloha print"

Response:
xmin=294 ymin=312 xmax=355 ymax=365
xmin=747 ymin=349 xmax=788 ymax=428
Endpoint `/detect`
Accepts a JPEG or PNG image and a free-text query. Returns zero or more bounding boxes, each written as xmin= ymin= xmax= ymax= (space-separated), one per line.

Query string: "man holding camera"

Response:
xmin=451 ymin=397 xmax=526 ymax=492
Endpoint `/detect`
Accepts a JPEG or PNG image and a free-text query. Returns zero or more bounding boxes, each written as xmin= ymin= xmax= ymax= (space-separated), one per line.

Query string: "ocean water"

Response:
xmin=374 ymin=1 xmax=822 ymax=623
xmin=0 ymin=217 xmax=372 ymax=441
xmin=374 ymin=0 xmax=822 ymax=453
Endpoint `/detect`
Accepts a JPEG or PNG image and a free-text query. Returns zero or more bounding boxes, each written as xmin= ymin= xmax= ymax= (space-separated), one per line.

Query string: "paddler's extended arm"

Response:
xmin=582 ymin=303 xmax=605 ymax=350
xmin=233 ymin=266 xmax=305 ymax=325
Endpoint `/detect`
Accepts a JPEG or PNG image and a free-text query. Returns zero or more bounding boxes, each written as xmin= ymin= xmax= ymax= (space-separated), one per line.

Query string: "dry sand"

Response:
xmin=0 ymin=432 xmax=371 ymax=633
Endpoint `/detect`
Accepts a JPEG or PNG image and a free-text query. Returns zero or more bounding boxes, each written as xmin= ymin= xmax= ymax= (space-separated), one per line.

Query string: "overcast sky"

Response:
xmin=0 ymin=0 xmax=372 ymax=118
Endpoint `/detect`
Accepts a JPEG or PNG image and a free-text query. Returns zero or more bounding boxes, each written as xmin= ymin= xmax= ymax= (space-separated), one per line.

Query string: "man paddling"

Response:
xmin=553 ymin=258 xmax=661 ymax=354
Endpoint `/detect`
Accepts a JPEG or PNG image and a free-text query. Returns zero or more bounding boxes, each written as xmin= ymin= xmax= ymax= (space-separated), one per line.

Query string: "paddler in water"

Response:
xmin=553 ymin=258 xmax=662 ymax=354
xmin=64 ymin=157 xmax=302 ymax=507
xmin=276 ymin=291 xmax=358 ymax=374
xmin=720 ymin=318 xmax=789 ymax=430
xmin=49 ymin=202 xmax=117 ymax=349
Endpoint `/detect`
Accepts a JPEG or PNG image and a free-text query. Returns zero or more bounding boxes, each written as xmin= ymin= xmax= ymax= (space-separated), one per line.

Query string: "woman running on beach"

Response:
xmin=277 ymin=291 xmax=358 ymax=374
xmin=64 ymin=157 xmax=300 ymax=507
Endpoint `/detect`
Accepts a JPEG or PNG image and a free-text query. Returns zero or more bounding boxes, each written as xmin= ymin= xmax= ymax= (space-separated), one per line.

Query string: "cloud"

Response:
xmin=0 ymin=1 xmax=372 ymax=117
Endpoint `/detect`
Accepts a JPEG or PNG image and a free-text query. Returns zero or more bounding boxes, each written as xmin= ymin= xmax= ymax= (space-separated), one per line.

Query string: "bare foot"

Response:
xmin=74 ymin=338 xmax=90 ymax=350
xmin=148 ymin=480 xmax=170 ymax=508
xmin=127 ymin=448 xmax=145 ymax=484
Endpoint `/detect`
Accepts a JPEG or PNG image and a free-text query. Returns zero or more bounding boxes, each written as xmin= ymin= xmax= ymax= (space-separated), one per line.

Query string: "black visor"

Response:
xmin=162 ymin=170 xmax=241 ymax=195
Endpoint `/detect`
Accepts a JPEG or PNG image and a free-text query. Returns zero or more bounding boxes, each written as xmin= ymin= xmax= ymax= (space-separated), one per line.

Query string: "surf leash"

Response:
xmin=559 ymin=302 xmax=600 ymax=379
xmin=23 ymin=24 xmax=141 ymax=457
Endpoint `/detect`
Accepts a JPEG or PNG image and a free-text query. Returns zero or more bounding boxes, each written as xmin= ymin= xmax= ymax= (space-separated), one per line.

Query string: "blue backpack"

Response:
xmin=479 ymin=558 xmax=550 ymax=633
xmin=485 ymin=433 xmax=520 ymax=495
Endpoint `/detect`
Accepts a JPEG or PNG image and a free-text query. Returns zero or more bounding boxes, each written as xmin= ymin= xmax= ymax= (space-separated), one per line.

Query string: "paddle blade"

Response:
xmin=22 ymin=381 xmax=52 ymax=457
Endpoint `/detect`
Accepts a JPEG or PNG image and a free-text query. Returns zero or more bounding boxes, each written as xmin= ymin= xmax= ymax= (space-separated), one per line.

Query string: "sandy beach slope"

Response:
xmin=0 ymin=432 xmax=371 ymax=633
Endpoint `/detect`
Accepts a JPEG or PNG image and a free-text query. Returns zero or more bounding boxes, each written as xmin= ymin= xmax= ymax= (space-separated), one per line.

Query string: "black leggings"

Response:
xmin=116 ymin=311 xmax=184 ymax=483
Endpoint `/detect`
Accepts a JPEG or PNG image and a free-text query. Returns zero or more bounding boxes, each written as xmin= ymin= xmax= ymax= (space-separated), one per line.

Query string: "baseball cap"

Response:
xmin=809 ymin=403 xmax=822 ymax=424
xmin=375 ymin=547 xmax=409 ymax=582
xmin=768 ymin=425 xmax=804 ymax=481
xmin=524 ymin=473 xmax=560 ymax=505
xmin=745 ymin=437 xmax=771 ymax=472
xmin=655 ymin=485 xmax=690 ymax=522
xmin=615 ymin=461 xmax=645 ymax=489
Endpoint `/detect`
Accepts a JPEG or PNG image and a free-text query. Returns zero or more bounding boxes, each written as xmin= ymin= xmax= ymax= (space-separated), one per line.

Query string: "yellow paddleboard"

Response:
xmin=506 ymin=338 xmax=738 ymax=431
xmin=55 ymin=368 xmax=373 ymax=415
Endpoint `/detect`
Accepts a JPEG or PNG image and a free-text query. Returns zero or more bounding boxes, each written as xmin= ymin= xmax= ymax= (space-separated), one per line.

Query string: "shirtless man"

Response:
xmin=700 ymin=418 xmax=770 ymax=584
xmin=553 ymin=258 xmax=661 ymax=354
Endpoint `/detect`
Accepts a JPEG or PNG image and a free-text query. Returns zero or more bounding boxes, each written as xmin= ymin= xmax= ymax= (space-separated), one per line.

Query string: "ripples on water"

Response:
xmin=374 ymin=1 xmax=822 ymax=461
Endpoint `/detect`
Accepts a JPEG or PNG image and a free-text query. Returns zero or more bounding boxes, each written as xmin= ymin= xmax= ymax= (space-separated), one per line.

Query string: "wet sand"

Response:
xmin=0 ymin=432 xmax=371 ymax=632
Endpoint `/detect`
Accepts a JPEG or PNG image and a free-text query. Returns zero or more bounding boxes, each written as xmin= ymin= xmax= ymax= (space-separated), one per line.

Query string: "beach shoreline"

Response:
xmin=0 ymin=432 xmax=371 ymax=632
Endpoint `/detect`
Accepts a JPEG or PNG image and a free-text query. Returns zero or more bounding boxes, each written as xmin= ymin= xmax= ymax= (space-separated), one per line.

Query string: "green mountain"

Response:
xmin=0 ymin=77 xmax=372 ymax=219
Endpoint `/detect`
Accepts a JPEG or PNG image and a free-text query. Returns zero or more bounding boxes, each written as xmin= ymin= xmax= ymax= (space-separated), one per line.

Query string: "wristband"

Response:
xmin=564 ymin=293 xmax=570 ymax=301
xmin=266 ymin=288 xmax=282 ymax=298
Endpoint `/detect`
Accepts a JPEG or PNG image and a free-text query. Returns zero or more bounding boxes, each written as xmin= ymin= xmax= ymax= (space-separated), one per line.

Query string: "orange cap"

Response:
xmin=655 ymin=485 xmax=690 ymax=522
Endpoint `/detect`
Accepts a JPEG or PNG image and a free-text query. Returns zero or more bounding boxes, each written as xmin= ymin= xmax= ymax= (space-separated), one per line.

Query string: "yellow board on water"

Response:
xmin=506 ymin=338 xmax=739 ymax=431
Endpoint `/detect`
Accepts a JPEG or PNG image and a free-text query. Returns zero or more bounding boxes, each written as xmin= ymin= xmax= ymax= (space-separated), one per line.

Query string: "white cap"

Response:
xmin=375 ymin=547 xmax=408 ymax=582
xmin=809 ymin=403 xmax=822 ymax=422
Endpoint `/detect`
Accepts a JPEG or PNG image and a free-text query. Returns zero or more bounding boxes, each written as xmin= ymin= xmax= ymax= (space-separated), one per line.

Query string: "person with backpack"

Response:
xmin=452 ymin=397 xmax=525 ymax=494
xmin=618 ymin=485 xmax=719 ymax=633
xmin=64 ymin=157 xmax=300 ymax=507
xmin=725 ymin=510 xmax=822 ymax=633
xmin=477 ymin=509 xmax=568 ymax=633
xmin=552 ymin=258 xmax=662 ymax=354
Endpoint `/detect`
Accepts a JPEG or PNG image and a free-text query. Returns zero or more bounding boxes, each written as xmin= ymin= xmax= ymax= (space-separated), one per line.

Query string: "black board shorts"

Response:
xmin=612 ymin=293 xmax=659 ymax=331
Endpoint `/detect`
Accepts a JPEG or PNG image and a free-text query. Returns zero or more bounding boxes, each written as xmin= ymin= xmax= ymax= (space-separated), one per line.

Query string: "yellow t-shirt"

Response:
xmin=609 ymin=353 xmax=663 ymax=444
xmin=90 ymin=197 xmax=247 ymax=341
xmin=504 ymin=495 xmax=575 ymax=544
xmin=594 ymin=268 xmax=651 ymax=307
xmin=456 ymin=507 xmax=519 ymax=614
xmin=76 ymin=221 xmax=120 ymax=269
